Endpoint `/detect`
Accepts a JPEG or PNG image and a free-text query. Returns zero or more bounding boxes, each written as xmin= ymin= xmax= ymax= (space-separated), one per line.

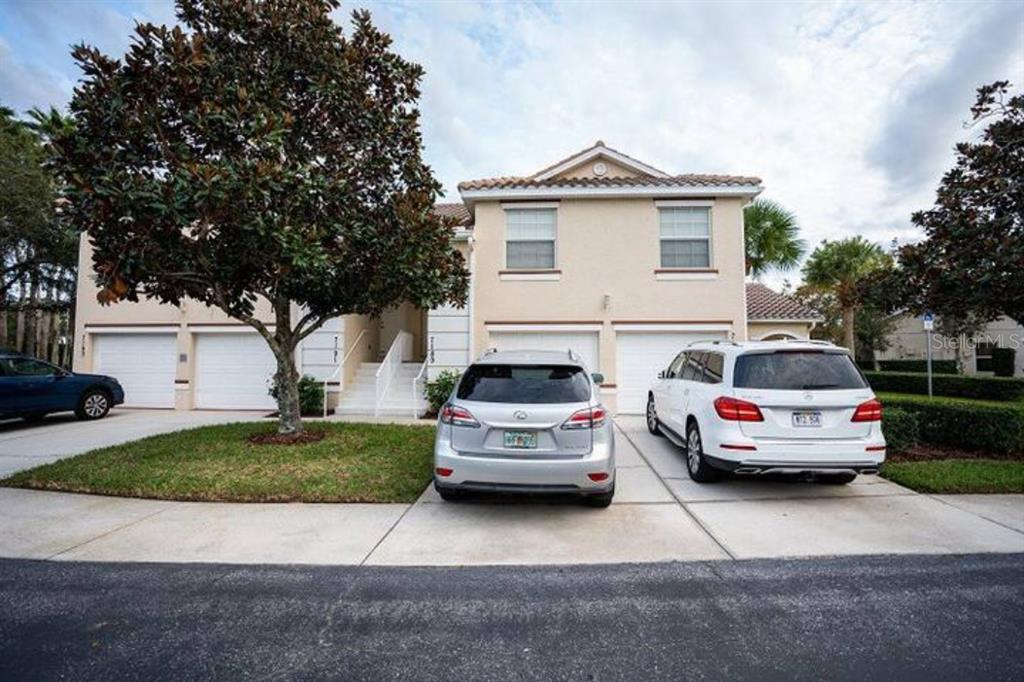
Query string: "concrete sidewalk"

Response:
xmin=1 ymin=420 xmax=1022 ymax=565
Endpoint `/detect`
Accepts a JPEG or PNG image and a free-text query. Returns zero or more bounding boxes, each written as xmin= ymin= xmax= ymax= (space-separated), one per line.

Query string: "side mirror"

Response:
xmin=591 ymin=372 xmax=605 ymax=385
xmin=657 ymin=370 xmax=666 ymax=379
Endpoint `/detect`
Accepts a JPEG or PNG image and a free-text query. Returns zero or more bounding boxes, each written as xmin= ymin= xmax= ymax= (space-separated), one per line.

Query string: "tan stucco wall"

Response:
xmin=470 ymin=196 xmax=748 ymax=385
xmin=748 ymin=321 xmax=813 ymax=340
xmin=558 ymin=158 xmax=642 ymax=179
xmin=877 ymin=314 xmax=1024 ymax=376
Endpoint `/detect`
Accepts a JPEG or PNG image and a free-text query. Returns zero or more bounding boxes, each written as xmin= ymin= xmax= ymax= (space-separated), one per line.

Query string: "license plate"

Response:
xmin=792 ymin=411 xmax=822 ymax=427
xmin=504 ymin=431 xmax=537 ymax=449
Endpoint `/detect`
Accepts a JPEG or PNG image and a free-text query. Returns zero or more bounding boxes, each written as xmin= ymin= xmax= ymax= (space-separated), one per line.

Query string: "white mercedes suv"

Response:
xmin=646 ymin=340 xmax=886 ymax=484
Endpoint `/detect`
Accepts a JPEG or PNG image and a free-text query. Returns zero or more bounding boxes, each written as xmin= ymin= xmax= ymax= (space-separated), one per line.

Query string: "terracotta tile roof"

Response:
xmin=433 ymin=202 xmax=472 ymax=227
xmin=458 ymin=140 xmax=761 ymax=192
xmin=746 ymin=283 xmax=821 ymax=321
xmin=458 ymin=173 xmax=762 ymax=191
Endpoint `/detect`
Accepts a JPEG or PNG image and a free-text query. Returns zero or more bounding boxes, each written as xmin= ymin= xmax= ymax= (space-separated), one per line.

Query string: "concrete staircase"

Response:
xmin=334 ymin=362 xmax=429 ymax=417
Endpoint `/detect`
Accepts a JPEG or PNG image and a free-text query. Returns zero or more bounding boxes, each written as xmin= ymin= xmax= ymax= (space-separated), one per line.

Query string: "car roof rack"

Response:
xmin=687 ymin=339 xmax=740 ymax=347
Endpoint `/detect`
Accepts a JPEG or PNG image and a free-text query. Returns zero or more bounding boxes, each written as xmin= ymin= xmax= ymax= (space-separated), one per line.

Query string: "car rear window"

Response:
xmin=733 ymin=351 xmax=867 ymax=390
xmin=456 ymin=364 xmax=591 ymax=404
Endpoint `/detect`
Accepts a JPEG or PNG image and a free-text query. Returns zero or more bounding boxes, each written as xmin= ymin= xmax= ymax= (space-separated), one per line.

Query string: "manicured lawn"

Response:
xmin=1 ymin=422 xmax=435 ymax=503
xmin=882 ymin=459 xmax=1024 ymax=494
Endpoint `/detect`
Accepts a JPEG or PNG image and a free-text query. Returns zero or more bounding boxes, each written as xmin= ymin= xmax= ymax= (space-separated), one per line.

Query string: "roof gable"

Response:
xmin=531 ymin=141 xmax=668 ymax=181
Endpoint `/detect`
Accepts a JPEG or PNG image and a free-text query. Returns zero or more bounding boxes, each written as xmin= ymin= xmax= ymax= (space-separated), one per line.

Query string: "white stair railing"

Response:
xmin=375 ymin=331 xmax=412 ymax=416
xmin=325 ymin=328 xmax=368 ymax=418
xmin=412 ymin=355 xmax=429 ymax=419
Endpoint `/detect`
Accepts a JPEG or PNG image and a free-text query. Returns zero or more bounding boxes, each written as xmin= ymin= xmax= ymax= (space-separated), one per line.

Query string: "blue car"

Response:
xmin=0 ymin=353 xmax=125 ymax=421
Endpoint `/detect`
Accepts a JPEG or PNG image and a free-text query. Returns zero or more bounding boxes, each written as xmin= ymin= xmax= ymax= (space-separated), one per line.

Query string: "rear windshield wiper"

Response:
xmin=801 ymin=383 xmax=839 ymax=390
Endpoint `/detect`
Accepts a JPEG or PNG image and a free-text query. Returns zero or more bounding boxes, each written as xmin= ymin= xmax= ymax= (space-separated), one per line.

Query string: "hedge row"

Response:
xmin=882 ymin=407 xmax=919 ymax=454
xmin=864 ymin=371 xmax=1024 ymax=402
xmin=879 ymin=393 xmax=1024 ymax=454
xmin=857 ymin=359 xmax=958 ymax=374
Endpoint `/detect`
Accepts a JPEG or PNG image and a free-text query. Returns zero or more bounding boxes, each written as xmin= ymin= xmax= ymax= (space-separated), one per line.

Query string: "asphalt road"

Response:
xmin=1 ymin=554 xmax=1022 ymax=681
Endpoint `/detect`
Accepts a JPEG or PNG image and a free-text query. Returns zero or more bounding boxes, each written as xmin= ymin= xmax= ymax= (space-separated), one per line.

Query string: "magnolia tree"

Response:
xmin=51 ymin=0 xmax=469 ymax=435
xmin=896 ymin=81 xmax=1023 ymax=323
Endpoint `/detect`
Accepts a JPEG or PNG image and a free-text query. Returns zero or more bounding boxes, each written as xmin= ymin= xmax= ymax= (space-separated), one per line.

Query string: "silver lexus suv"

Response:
xmin=433 ymin=350 xmax=615 ymax=507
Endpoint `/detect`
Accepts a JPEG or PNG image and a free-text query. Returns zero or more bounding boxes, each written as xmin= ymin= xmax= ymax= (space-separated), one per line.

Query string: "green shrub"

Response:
xmin=425 ymin=370 xmax=461 ymax=414
xmin=882 ymin=407 xmax=919 ymax=453
xmin=864 ymin=371 xmax=1024 ymax=401
xmin=268 ymin=374 xmax=325 ymax=416
xmin=876 ymin=359 xmax=958 ymax=374
xmin=878 ymin=392 xmax=1024 ymax=454
xmin=991 ymin=348 xmax=1016 ymax=378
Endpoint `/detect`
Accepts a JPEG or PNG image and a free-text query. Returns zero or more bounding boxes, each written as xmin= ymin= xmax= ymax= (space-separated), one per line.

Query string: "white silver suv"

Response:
xmin=434 ymin=350 xmax=615 ymax=507
xmin=646 ymin=340 xmax=886 ymax=484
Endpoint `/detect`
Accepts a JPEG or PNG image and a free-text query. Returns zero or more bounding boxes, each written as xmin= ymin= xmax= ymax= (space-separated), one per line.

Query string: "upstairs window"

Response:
xmin=660 ymin=207 xmax=711 ymax=268
xmin=506 ymin=208 xmax=556 ymax=269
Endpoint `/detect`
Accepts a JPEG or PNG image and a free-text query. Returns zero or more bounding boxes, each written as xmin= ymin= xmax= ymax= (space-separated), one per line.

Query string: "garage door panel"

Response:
xmin=490 ymin=331 xmax=599 ymax=371
xmin=616 ymin=332 xmax=726 ymax=414
xmin=93 ymin=334 xmax=176 ymax=408
xmin=195 ymin=334 xmax=277 ymax=410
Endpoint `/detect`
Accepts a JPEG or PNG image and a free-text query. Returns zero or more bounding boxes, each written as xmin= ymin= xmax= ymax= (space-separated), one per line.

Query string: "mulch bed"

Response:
xmin=248 ymin=430 xmax=326 ymax=446
xmin=889 ymin=443 xmax=1022 ymax=463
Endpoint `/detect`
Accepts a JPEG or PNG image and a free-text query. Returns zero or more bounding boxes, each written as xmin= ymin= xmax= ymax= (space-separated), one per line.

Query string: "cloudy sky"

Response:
xmin=1 ymin=0 xmax=1021 ymax=286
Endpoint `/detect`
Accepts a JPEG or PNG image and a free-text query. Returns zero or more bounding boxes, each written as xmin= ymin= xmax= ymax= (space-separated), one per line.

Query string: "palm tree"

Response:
xmin=743 ymin=199 xmax=806 ymax=279
xmin=802 ymin=237 xmax=890 ymax=355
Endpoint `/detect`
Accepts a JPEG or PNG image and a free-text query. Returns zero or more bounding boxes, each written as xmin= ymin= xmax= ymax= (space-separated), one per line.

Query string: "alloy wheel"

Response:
xmin=84 ymin=393 xmax=108 ymax=418
xmin=687 ymin=429 xmax=702 ymax=473
xmin=646 ymin=399 xmax=657 ymax=432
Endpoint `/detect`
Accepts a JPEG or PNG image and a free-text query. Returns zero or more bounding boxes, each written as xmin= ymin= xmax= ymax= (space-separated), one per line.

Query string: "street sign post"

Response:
xmin=923 ymin=313 xmax=934 ymax=398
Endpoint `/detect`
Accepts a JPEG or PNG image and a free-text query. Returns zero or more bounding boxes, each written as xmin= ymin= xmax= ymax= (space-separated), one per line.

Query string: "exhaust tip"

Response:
xmin=861 ymin=468 xmax=879 ymax=475
xmin=734 ymin=467 xmax=762 ymax=475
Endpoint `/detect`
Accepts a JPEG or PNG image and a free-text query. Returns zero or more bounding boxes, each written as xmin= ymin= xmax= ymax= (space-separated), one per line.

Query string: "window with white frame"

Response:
xmin=505 ymin=208 xmax=556 ymax=269
xmin=659 ymin=207 xmax=711 ymax=268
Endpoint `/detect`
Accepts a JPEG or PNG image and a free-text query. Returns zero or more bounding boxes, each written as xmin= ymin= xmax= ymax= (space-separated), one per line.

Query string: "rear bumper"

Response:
xmin=705 ymin=454 xmax=883 ymax=476
xmin=434 ymin=430 xmax=615 ymax=495
xmin=705 ymin=429 xmax=886 ymax=475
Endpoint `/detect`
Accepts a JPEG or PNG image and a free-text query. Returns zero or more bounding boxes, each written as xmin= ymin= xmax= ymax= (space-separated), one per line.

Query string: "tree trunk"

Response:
xmin=24 ymin=277 xmax=38 ymax=357
xmin=271 ymin=296 xmax=303 ymax=435
xmin=15 ymin=309 xmax=25 ymax=353
xmin=0 ymin=309 xmax=6 ymax=349
xmin=272 ymin=344 xmax=303 ymax=435
xmin=49 ymin=311 xmax=61 ymax=364
xmin=841 ymin=306 xmax=856 ymax=355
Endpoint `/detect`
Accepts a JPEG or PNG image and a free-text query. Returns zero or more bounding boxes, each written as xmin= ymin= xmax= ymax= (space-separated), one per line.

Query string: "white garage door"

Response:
xmin=616 ymin=331 xmax=726 ymax=414
xmin=93 ymin=333 xmax=177 ymax=408
xmin=194 ymin=333 xmax=277 ymax=410
xmin=489 ymin=330 xmax=600 ymax=371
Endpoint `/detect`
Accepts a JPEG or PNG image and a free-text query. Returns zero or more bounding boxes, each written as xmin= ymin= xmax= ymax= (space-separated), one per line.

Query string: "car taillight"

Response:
xmin=713 ymin=396 xmax=764 ymax=422
xmin=562 ymin=406 xmax=607 ymax=430
xmin=851 ymin=398 xmax=883 ymax=422
xmin=440 ymin=404 xmax=480 ymax=428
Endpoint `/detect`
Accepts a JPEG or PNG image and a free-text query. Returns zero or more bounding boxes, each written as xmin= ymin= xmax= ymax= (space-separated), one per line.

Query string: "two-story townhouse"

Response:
xmin=72 ymin=141 xmax=817 ymax=416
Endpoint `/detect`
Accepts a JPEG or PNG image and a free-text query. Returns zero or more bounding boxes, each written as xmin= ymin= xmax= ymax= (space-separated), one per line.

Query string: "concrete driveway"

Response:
xmin=0 ymin=408 xmax=268 ymax=478
xmin=1 ymin=416 xmax=1022 ymax=565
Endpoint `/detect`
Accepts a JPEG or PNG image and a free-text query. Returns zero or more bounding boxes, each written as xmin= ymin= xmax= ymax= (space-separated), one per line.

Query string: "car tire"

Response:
xmin=646 ymin=395 xmax=663 ymax=436
xmin=585 ymin=485 xmax=614 ymax=508
xmin=75 ymin=389 xmax=111 ymax=420
xmin=819 ymin=473 xmax=857 ymax=485
xmin=685 ymin=422 xmax=720 ymax=483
